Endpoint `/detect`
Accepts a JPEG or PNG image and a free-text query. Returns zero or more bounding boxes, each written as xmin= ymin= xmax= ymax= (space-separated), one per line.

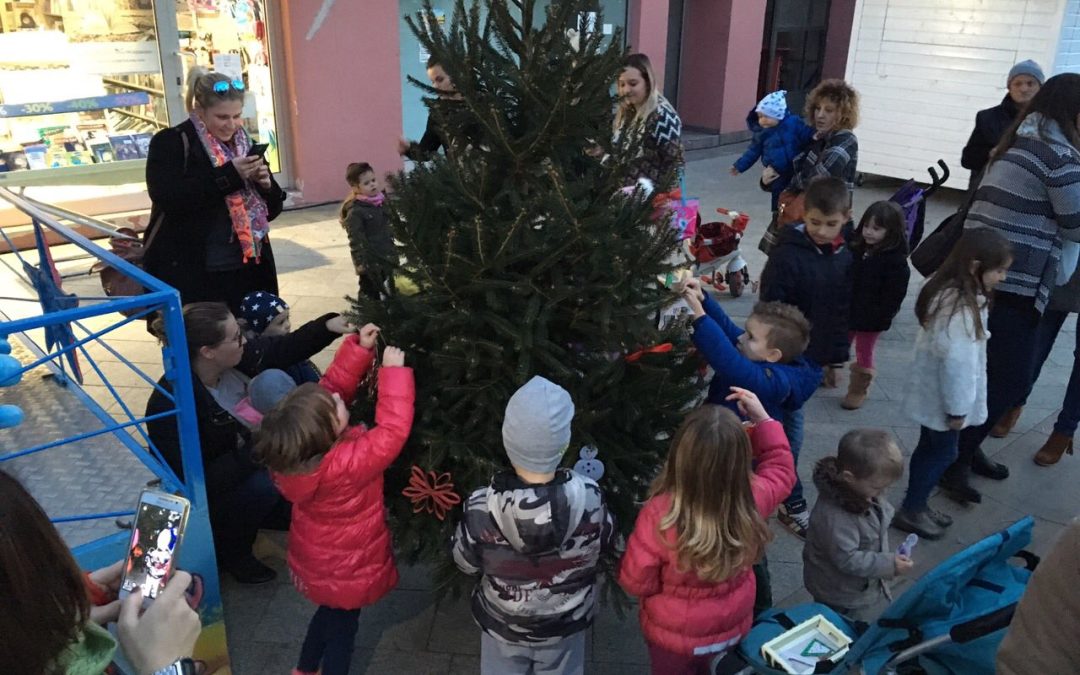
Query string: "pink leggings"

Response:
xmin=849 ymin=331 xmax=881 ymax=369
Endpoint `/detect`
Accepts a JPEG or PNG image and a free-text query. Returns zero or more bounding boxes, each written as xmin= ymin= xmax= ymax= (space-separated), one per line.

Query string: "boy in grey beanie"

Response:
xmin=452 ymin=376 xmax=617 ymax=675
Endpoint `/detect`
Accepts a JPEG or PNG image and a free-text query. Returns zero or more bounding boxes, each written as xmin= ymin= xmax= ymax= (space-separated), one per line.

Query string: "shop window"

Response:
xmin=177 ymin=0 xmax=280 ymax=173
xmin=0 ymin=0 xmax=165 ymax=177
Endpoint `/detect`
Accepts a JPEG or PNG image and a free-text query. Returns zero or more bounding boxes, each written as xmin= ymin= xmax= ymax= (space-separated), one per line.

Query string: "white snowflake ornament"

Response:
xmin=573 ymin=445 xmax=605 ymax=481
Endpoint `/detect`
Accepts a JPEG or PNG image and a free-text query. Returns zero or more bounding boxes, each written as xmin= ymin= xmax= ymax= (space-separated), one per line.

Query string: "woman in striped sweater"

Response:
xmin=941 ymin=73 xmax=1080 ymax=504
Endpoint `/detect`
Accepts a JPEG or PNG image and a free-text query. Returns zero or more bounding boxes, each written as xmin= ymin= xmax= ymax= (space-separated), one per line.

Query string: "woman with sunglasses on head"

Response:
xmin=145 ymin=302 xmax=355 ymax=584
xmin=144 ymin=67 xmax=286 ymax=314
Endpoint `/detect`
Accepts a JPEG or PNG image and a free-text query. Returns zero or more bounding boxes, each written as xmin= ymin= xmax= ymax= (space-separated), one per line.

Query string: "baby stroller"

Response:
xmin=738 ymin=516 xmax=1038 ymax=674
xmin=691 ymin=208 xmax=751 ymax=298
xmin=888 ymin=160 xmax=950 ymax=251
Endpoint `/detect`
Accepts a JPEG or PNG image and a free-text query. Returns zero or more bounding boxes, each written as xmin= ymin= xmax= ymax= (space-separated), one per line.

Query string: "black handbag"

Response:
xmin=910 ymin=188 xmax=979 ymax=277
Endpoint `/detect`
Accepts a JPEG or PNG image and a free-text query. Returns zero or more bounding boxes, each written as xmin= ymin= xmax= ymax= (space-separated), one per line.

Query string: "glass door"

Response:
xmin=758 ymin=0 xmax=830 ymax=116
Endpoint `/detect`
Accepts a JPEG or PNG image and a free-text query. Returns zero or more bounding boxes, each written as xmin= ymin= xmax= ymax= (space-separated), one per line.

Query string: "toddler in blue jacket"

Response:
xmin=730 ymin=90 xmax=815 ymax=211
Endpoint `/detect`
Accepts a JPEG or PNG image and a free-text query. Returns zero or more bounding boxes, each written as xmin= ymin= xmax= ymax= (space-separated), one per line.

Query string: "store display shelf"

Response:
xmin=0 ymin=160 xmax=145 ymax=187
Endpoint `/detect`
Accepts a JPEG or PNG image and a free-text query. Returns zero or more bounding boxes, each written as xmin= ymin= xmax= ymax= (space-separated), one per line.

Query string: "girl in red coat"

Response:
xmin=254 ymin=324 xmax=415 ymax=675
xmin=618 ymin=388 xmax=795 ymax=674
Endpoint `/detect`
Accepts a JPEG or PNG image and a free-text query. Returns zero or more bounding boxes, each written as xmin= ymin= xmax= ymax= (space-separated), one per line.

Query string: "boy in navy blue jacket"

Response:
xmin=759 ymin=175 xmax=854 ymax=539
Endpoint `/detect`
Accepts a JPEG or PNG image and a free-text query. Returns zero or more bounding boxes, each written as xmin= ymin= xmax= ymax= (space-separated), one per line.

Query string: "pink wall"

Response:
xmin=279 ymin=0 xmax=404 ymax=203
xmin=678 ymin=0 xmax=766 ymax=134
xmin=822 ymin=0 xmax=857 ymax=80
xmin=627 ymin=0 xmax=669 ymax=89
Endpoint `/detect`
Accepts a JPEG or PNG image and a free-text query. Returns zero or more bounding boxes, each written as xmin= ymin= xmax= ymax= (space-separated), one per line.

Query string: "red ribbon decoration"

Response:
xmin=625 ymin=342 xmax=674 ymax=363
xmin=401 ymin=465 xmax=462 ymax=521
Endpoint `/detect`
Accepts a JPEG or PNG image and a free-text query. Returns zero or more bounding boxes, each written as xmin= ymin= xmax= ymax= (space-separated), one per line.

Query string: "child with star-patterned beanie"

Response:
xmin=239 ymin=291 xmax=321 ymax=385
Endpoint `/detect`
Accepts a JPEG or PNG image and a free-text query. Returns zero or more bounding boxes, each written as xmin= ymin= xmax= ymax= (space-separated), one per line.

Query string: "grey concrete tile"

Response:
xmin=764 ymin=559 xmax=805 ymax=605
xmin=426 ymin=595 xmax=480 ymax=655
xmin=590 ymin=604 xmax=650 ymax=665
xmin=977 ymin=431 xmax=1080 ymax=525
xmin=228 ymin=639 xmax=296 ymax=675
xmin=587 ymin=660 xmax=651 ymax=675
xmin=349 ymin=647 xmax=453 ymax=674
xmin=448 ymin=653 xmax=481 ymax=674
xmin=355 ymin=589 xmax=437 ymax=652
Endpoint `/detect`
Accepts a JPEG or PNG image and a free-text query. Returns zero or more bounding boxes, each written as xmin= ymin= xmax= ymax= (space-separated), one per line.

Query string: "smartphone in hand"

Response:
xmin=119 ymin=489 xmax=190 ymax=608
xmin=246 ymin=143 xmax=269 ymax=159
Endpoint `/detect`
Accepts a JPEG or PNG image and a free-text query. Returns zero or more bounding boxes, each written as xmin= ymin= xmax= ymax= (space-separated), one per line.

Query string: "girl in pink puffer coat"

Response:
xmin=619 ymin=389 xmax=794 ymax=674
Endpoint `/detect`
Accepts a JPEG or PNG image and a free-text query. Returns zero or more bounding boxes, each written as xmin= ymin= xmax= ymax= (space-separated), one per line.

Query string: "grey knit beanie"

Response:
xmin=1008 ymin=60 xmax=1045 ymax=85
xmin=502 ymin=376 xmax=575 ymax=474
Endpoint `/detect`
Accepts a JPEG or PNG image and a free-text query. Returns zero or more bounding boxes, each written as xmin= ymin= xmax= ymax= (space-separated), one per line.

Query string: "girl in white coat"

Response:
xmin=894 ymin=228 xmax=1013 ymax=539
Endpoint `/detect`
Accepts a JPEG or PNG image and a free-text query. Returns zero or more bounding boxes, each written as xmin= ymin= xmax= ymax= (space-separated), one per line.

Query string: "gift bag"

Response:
xmin=654 ymin=176 xmax=699 ymax=241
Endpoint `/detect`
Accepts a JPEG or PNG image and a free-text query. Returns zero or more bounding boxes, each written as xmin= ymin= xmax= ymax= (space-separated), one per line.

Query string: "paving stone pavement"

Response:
xmin=4 ymin=146 xmax=1080 ymax=673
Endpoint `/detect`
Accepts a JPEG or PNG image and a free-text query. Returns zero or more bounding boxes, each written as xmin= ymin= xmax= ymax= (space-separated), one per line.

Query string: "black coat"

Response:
xmin=961 ymin=95 xmax=1021 ymax=192
xmin=341 ymin=199 xmax=396 ymax=271
xmin=849 ymin=247 xmax=911 ymax=332
xmin=760 ymin=225 xmax=853 ymax=366
xmin=145 ymin=313 xmax=339 ymax=499
xmin=143 ymin=120 xmax=287 ymax=309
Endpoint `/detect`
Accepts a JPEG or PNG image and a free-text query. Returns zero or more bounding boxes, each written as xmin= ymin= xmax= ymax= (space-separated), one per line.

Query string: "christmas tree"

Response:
xmin=352 ymin=0 xmax=702 ymax=593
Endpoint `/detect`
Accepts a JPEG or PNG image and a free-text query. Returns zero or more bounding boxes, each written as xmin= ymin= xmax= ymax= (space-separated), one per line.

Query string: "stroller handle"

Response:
xmin=949 ymin=603 xmax=1016 ymax=644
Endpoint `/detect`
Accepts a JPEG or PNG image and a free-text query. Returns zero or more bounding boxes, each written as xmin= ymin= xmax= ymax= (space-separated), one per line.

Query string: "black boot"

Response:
xmin=939 ymin=467 xmax=982 ymax=505
xmin=971 ymin=447 xmax=1009 ymax=480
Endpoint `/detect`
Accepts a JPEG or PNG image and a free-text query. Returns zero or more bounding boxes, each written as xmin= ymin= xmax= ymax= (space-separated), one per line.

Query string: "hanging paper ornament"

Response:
xmin=402 ymin=465 xmax=462 ymax=520
xmin=573 ymin=445 xmax=605 ymax=481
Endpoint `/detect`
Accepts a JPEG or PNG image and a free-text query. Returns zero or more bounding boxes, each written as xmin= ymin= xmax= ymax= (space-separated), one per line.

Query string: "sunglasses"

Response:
xmin=212 ymin=79 xmax=245 ymax=94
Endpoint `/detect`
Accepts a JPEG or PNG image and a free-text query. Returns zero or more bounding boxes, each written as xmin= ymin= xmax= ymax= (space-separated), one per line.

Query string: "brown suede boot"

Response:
xmin=990 ymin=406 xmax=1024 ymax=438
xmin=821 ymin=365 xmax=839 ymax=389
xmin=841 ymin=364 xmax=874 ymax=410
xmin=1034 ymin=432 xmax=1074 ymax=466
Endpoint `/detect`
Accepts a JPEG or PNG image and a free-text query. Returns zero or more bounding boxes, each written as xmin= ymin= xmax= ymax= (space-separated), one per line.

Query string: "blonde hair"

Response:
xmin=185 ymin=65 xmax=246 ymax=112
xmin=254 ymin=383 xmax=339 ymax=474
xmin=837 ymin=429 xmax=904 ymax=482
xmin=650 ymin=405 xmax=771 ymax=583
xmin=614 ymin=53 xmax=661 ymax=131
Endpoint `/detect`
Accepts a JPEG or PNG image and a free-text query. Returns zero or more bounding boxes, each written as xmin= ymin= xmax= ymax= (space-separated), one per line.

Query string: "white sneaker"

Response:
xmin=778 ymin=503 xmax=809 ymax=540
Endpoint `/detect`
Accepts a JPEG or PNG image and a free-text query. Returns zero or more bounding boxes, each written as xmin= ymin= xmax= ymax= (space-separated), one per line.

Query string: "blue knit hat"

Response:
xmin=238 ymin=291 xmax=289 ymax=334
xmin=248 ymin=369 xmax=297 ymax=414
xmin=756 ymin=90 xmax=787 ymax=121
xmin=1008 ymin=60 xmax=1045 ymax=85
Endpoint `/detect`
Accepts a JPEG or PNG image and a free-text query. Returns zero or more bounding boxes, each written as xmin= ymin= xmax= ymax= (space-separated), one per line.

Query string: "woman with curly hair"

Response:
xmin=789 ymin=79 xmax=860 ymax=193
xmin=759 ymin=79 xmax=860 ymax=255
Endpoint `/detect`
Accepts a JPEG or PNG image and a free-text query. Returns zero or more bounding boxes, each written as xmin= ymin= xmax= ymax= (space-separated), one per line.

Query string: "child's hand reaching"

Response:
xmin=382 ymin=346 xmax=405 ymax=367
xmin=894 ymin=555 xmax=914 ymax=575
xmin=729 ymin=167 xmax=740 ymax=176
xmin=358 ymin=323 xmax=380 ymax=349
xmin=325 ymin=316 xmax=357 ymax=334
xmin=946 ymin=415 xmax=966 ymax=431
xmin=678 ymin=276 xmax=703 ymax=299
xmin=682 ymin=289 xmax=704 ymax=317
xmin=726 ymin=387 xmax=769 ymax=424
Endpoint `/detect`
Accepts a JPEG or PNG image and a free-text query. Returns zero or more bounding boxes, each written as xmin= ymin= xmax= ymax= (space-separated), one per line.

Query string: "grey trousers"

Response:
xmin=480 ymin=631 xmax=585 ymax=675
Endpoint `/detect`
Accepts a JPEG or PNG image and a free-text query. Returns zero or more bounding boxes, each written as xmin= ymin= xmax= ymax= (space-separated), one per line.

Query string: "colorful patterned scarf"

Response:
xmin=189 ymin=112 xmax=271 ymax=263
xmin=356 ymin=192 xmax=385 ymax=206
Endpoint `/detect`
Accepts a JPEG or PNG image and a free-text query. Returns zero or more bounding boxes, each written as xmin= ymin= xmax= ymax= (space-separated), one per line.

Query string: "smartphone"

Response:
xmin=246 ymin=142 xmax=269 ymax=158
xmin=119 ymin=490 xmax=190 ymax=607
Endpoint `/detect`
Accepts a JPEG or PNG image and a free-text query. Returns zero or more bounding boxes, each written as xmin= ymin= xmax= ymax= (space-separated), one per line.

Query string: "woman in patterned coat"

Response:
xmin=613 ymin=53 xmax=684 ymax=189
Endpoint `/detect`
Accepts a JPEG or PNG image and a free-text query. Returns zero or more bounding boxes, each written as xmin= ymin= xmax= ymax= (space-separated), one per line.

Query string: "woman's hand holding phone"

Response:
xmin=231 ymin=156 xmax=262 ymax=180
xmin=117 ymin=570 xmax=201 ymax=675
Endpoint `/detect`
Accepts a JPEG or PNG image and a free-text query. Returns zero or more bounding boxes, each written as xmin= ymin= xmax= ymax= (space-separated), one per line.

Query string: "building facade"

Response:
xmin=0 ymin=0 xmax=858 ymax=216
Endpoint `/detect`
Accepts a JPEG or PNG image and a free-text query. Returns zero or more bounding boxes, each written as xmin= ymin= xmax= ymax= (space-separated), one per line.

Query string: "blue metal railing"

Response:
xmin=0 ymin=185 xmax=206 ymax=546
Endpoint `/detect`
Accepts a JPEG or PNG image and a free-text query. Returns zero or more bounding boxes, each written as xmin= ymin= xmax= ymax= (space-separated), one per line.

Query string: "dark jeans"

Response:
xmin=781 ymin=408 xmax=805 ymax=507
xmin=210 ymin=468 xmax=290 ymax=564
xmin=1017 ymin=310 xmax=1080 ymax=436
xmin=902 ymin=427 xmax=960 ymax=512
xmin=753 ymin=555 xmax=773 ymax=616
xmin=952 ymin=293 xmax=1041 ymax=477
xmin=297 ymin=606 xmax=362 ymax=675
